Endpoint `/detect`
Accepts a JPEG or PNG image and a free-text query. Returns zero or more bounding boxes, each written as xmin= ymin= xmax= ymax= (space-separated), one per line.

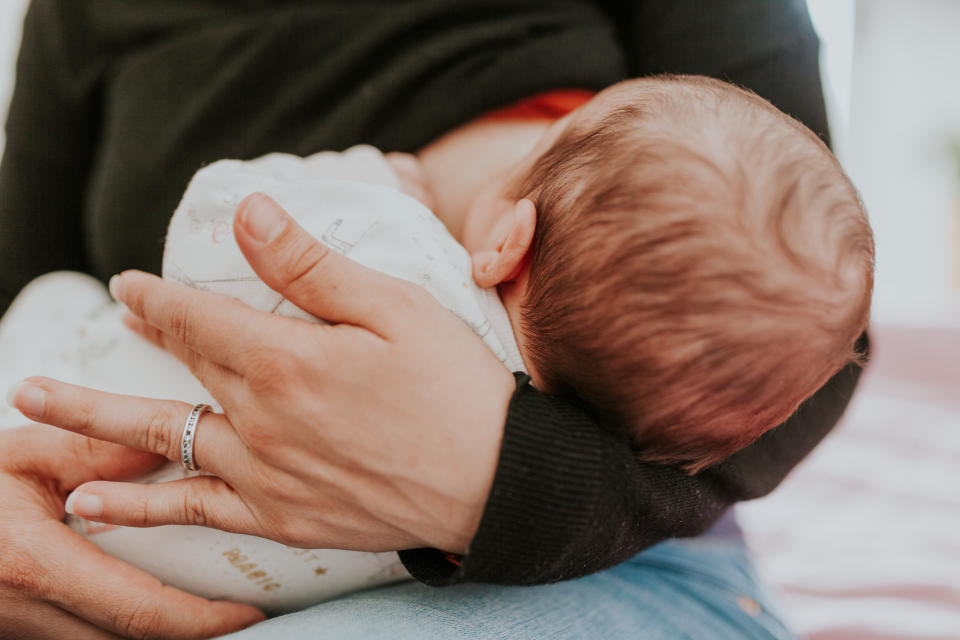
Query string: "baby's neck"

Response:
xmin=416 ymin=117 xmax=553 ymax=388
xmin=416 ymin=118 xmax=551 ymax=241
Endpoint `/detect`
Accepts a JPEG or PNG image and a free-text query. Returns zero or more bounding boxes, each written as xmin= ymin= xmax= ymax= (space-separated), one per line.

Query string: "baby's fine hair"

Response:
xmin=512 ymin=75 xmax=874 ymax=473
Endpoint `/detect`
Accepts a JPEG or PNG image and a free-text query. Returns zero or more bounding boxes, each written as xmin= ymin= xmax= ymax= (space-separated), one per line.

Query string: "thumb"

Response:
xmin=233 ymin=192 xmax=420 ymax=335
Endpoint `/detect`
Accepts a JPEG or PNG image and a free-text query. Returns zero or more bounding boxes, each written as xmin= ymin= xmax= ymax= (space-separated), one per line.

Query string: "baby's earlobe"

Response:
xmin=471 ymin=250 xmax=501 ymax=288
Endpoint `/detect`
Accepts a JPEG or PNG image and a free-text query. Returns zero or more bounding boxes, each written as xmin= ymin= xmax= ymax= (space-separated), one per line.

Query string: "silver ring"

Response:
xmin=181 ymin=403 xmax=210 ymax=472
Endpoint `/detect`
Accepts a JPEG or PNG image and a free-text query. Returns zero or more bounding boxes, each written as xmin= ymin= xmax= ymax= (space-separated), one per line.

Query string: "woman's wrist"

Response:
xmin=399 ymin=373 xmax=636 ymax=585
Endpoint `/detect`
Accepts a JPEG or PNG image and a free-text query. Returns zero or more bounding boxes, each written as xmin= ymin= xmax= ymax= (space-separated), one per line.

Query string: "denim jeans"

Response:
xmin=219 ymin=522 xmax=793 ymax=640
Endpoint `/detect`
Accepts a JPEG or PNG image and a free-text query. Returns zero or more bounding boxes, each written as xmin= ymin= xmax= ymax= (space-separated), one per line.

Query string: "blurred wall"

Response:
xmin=847 ymin=0 xmax=960 ymax=324
xmin=0 ymin=0 xmax=28 ymax=154
xmin=807 ymin=0 xmax=856 ymax=163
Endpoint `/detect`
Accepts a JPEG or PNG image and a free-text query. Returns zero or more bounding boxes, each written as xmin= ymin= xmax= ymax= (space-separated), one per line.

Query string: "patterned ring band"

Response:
xmin=180 ymin=403 xmax=211 ymax=472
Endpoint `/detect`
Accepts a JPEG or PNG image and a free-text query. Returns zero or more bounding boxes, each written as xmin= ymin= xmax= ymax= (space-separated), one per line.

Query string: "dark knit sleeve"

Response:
xmin=0 ymin=0 xmax=102 ymax=317
xmin=614 ymin=0 xmax=829 ymax=143
xmin=401 ymin=333 xmax=868 ymax=585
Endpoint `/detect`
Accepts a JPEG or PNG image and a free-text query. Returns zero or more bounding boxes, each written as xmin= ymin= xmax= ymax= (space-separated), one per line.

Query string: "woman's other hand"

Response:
xmin=0 ymin=425 xmax=264 ymax=639
xmin=11 ymin=194 xmax=516 ymax=554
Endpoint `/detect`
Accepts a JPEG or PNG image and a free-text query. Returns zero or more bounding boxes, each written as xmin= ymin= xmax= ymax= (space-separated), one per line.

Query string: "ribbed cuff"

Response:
xmin=399 ymin=372 xmax=638 ymax=586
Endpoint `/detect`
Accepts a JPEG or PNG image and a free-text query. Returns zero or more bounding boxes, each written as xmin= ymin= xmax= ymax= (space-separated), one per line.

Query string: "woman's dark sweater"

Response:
xmin=0 ymin=0 xmax=867 ymax=585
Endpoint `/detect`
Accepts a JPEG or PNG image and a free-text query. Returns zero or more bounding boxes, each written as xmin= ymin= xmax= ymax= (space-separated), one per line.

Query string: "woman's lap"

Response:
xmin=218 ymin=534 xmax=793 ymax=640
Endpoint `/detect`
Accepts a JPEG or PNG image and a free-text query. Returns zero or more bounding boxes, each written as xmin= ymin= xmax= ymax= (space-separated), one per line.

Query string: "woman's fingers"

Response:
xmin=36 ymin=522 xmax=264 ymax=639
xmin=65 ymin=476 xmax=261 ymax=534
xmin=233 ymin=192 xmax=424 ymax=337
xmin=7 ymin=599 xmax=124 ymax=640
xmin=6 ymin=425 xmax=165 ymax=494
xmin=8 ymin=378 xmax=248 ymax=480
xmin=108 ymin=269 xmax=275 ymax=374
xmin=121 ymin=313 xmax=244 ymax=413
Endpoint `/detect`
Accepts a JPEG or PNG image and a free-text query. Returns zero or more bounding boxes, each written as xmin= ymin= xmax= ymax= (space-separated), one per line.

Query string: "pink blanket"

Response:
xmin=738 ymin=325 xmax=960 ymax=639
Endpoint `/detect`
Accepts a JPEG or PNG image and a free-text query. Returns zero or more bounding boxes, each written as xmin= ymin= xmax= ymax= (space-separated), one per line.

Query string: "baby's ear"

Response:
xmin=471 ymin=199 xmax=536 ymax=288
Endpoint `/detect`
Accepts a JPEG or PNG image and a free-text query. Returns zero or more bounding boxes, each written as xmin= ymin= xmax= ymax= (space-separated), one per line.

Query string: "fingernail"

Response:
xmin=108 ymin=274 xmax=124 ymax=302
xmin=7 ymin=382 xmax=46 ymax=416
xmin=5 ymin=382 xmax=20 ymax=408
xmin=241 ymin=193 xmax=287 ymax=244
xmin=65 ymin=491 xmax=104 ymax=517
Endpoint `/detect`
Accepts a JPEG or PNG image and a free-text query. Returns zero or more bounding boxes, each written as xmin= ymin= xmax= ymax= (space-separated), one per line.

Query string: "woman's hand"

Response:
xmin=0 ymin=425 xmax=264 ymax=639
xmin=9 ymin=194 xmax=516 ymax=554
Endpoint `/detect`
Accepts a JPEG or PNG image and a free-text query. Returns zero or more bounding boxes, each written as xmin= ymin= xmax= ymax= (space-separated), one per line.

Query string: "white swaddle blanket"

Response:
xmin=0 ymin=146 xmax=524 ymax=614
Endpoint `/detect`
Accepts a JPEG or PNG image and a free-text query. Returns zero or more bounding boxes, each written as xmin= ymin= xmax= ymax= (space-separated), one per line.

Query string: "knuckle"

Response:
xmin=112 ymin=602 xmax=162 ymax=639
xmin=284 ymin=240 xmax=332 ymax=291
xmin=164 ymin=301 xmax=194 ymax=347
xmin=179 ymin=488 xmax=208 ymax=527
xmin=125 ymin=286 xmax=148 ymax=318
xmin=131 ymin=497 xmax=152 ymax=526
xmin=69 ymin=399 xmax=97 ymax=434
xmin=141 ymin=410 xmax=175 ymax=459
xmin=240 ymin=425 xmax=274 ymax=454
xmin=161 ymin=334 xmax=204 ymax=379
xmin=182 ymin=349 xmax=210 ymax=382
xmin=244 ymin=350 xmax=288 ymax=393
xmin=68 ymin=433 xmax=100 ymax=465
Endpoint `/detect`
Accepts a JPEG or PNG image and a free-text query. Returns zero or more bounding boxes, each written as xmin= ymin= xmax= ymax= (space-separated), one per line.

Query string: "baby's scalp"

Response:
xmin=513 ymin=75 xmax=873 ymax=472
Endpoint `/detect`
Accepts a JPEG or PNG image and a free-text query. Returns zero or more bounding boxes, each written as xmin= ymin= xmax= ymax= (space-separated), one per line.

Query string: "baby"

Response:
xmin=433 ymin=74 xmax=873 ymax=472
xmin=1 ymin=75 xmax=872 ymax=611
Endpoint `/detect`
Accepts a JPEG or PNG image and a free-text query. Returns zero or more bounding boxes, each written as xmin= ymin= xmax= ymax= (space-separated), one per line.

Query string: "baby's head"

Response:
xmin=462 ymin=75 xmax=874 ymax=473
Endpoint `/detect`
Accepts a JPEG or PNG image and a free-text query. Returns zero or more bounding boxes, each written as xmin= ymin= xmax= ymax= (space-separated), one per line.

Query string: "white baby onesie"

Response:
xmin=0 ymin=145 xmax=524 ymax=614
xmin=162 ymin=145 xmax=525 ymax=372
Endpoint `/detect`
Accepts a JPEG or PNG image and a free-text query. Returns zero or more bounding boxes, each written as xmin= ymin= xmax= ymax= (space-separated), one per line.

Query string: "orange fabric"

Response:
xmin=483 ymin=89 xmax=595 ymax=121
xmin=444 ymin=552 xmax=463 ymax=567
